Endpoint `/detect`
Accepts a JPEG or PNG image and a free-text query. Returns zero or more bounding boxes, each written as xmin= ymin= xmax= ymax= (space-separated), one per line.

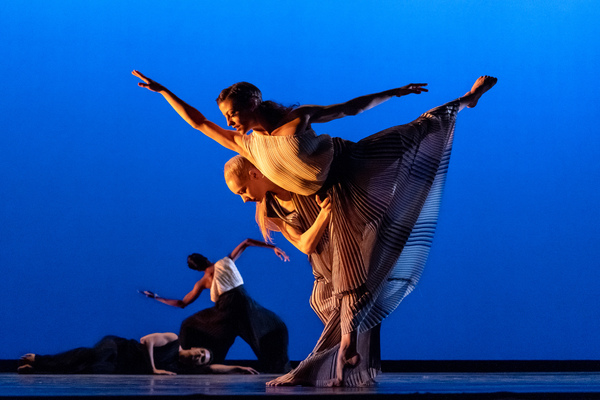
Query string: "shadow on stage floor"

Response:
xmin=2 ymin=361 xmax=600 ymax=399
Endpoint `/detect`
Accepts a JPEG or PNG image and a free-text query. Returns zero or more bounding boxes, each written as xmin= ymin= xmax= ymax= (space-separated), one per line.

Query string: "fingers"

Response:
xmin=132 ymin=70 xmax=150 ymax=84
xmin=316 ymin=194 xmax=331 ymax=208
xmin=275 ymin=248 xmax=290 ymax=261
xmin=319 ymin=197 xmax=331 ymax=210
xmin=404 ymin=83 xmax=429 ymax=94
xmin=155 ymin=370 xmax=176 ymax=375
xmin=410 ymin=84 xmax=428 ymax=93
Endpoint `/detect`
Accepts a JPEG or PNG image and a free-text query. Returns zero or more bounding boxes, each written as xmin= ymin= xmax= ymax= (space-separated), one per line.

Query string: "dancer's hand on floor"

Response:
xmin=239 ymin=366 xmax=259 ymax=375
xmin=153 ymin=369 xmax=176 ymax=375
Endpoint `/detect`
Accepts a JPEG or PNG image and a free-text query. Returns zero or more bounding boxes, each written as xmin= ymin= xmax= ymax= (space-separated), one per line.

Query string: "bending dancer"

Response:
xmin=141 ymin=238 xmax=291 ymax=373
xmin=133 ymin=72 xmax=497 ymax=385
xmin=18 ymin=332 xmax=257 ymax=375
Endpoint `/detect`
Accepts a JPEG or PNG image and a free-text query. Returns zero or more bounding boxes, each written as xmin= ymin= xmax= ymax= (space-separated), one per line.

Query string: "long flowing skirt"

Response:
xmin=273 ymin=99 xmax=459 ymax=386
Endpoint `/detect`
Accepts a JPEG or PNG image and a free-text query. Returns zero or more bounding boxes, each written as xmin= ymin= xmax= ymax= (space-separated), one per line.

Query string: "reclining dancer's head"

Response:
xmin=224 ymin=155 xmax=279 ymax=242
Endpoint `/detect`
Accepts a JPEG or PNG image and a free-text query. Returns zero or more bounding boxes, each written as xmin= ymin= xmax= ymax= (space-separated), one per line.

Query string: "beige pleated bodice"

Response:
xmin=240 ymin=127 xmax=334 ymax=196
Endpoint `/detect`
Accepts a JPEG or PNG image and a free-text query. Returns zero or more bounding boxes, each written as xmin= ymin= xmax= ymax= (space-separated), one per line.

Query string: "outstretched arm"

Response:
xmin=140 ymin=278 xmax=208 ymax=309
xmin=272 ymin=195 xmax=331 ymax=255
xmin=132 ymin=70 xmax=245 ymax=153
xmin=228 ymin=238 xmax=290 ymax=262
xmin=140 ymin=332 xmax=178 ymax=375
xmin=292 ymin=84 xmax=428 ymax=124
xmin=207 ymin=364 xmax=259 ymax=374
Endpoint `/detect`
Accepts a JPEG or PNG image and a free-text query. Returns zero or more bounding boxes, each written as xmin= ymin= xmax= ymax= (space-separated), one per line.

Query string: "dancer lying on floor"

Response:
xmin=18 ymin=332 xmax=257 ymax=375
xmin=140 ymin=238 xmax=291 ymax=373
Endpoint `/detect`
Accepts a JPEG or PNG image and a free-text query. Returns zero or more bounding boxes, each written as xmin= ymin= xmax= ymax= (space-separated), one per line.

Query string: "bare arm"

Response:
xmin=228 ymin=238 xmax=289 ymax=262
xmin=207 ymin=364 xmax=259 ymax=374
xmin=292 ymin=83 xmax=428 ymax=124
xmin=141 ymin=278 xmax=208 ymax=309
xmin=140 ymin=332 xmax=178 ymax=375
xmin=272 ymin=196 xmax=331 ymax=255
xmin=132 ymin=70 xmax=246 ymax=153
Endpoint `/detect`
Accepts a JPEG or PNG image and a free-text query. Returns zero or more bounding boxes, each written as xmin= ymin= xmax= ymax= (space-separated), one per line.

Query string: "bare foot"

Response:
xmin=266 ymin=374 xmax=309 ymax=387
xmin=356 ymin=377 xmax=377 ymax=387
xmin=333 ymin=333 xmax=361 ymax=387
xmin=323 ymin=377 xmax=341 ymax=387
xmin=464 ymin=75 xmax=498 ymax=108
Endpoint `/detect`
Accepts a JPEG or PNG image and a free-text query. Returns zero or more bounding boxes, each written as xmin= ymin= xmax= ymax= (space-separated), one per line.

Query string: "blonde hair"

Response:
xmin=224 ymin=155 xmax=278 ymax=242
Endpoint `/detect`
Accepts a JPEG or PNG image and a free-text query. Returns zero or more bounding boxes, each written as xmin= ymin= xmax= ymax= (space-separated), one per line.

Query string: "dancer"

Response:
xmin=18 ymin=332 xmax=257 ymax=375
xmin=140 ymin=238 xmax=291 ymax=373
xmin=223 ymin=77 xmax=497 ymax=386
xmin=133 ymin=72 xmax=497 ymax=385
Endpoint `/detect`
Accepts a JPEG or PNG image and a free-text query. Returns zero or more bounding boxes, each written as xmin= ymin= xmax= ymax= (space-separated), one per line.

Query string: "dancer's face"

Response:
xmin=181 ymin=348 xmax=211 ymax=366
xmin=226 ymin=168 xmax=267 ymax=203
xmin=218 ymin=98 xmax=255 ymax=134
xmin=190 ymin=347 xmax=210 ymax=365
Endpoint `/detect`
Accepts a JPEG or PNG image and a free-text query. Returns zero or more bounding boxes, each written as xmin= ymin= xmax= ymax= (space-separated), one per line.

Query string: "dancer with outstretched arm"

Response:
xmin=18 ymin=332 xmax=257 ymax=375
xmin=140 ymin=238 xmax=291 ymax=373
xmin=134 ymin=73 xmax=497 ymax=385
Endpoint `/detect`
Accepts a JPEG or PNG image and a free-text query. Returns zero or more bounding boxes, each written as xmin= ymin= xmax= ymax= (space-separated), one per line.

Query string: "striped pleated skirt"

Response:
xmin=272 ymin=98 xmax=459 ymax=386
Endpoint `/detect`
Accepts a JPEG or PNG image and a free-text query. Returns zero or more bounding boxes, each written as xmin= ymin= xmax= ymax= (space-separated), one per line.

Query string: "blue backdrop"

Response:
xmin=1 ymin=0 xmax=599 ymax=361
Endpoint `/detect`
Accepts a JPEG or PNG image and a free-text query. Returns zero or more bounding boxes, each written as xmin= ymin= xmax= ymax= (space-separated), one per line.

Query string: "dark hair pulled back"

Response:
xmin=217 ymin=82 xmax=296 ymax=128
xmin=187 ymin=253 xmax=211 ymax=271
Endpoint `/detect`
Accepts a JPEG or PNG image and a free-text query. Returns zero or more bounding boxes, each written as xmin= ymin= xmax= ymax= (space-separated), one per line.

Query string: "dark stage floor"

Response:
xmin=3 ymin=372 xmax=600 ymax=399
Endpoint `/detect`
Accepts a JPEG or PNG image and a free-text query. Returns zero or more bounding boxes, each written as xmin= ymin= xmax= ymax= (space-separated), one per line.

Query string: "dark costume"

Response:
xmin=25 ymin=336 xmax=204 ymax=374
xmin=178 ymin=257 xmax=289 ymax=373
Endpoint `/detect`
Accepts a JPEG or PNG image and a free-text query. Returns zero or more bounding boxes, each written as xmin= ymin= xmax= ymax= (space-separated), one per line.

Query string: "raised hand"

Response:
xmin=395 ymin=83 xmax=428 ymax=96
xmin=274 ymin=247 xmax=290 ymax=262
xmin=139 ymin=290 xmax=158 ymax=299
xmin=132 ymin=70 xmax=166 ymax=93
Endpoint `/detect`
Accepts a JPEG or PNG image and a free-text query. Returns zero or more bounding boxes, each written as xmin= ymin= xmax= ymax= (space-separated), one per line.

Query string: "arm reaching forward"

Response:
xmin=293 ymin=83 xmax=428 ymax=124
xmin=228 ymin=238 xmax=290 ymax=262
xmin=207 ymin=364 xmax=259 ymax=374
xmin=140 ymin=275 xmax=210 ymax=309
xmin=132 ymin=70 xmax=246 ymax=154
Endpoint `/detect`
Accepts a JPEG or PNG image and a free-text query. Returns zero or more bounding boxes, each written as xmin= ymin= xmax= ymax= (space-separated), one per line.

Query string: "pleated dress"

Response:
xmin=241 ymin=99 xmax=460 ymax=386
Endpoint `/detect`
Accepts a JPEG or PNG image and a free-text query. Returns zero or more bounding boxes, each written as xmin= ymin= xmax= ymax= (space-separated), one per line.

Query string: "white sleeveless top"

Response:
xmin=210 ymin=257 xmax=243 ymax=302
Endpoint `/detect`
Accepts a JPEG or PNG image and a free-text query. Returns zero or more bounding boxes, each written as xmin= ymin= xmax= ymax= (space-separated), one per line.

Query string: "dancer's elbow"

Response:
xmin=298 ymin=241 xmax=318 ymax=255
